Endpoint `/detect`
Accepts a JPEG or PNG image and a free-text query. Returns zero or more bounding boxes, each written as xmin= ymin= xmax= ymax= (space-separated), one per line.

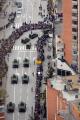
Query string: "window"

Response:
xmin=72 ymin=20 xmax=78 ymax=25
xmin=72 ymin=5 xmax=78 ymax=9
xmin=72 ymin=35 xmax=77 ymax=40
xmin=72 ymin=28 xmax=77 ymax=32
xmin=72 ymin=0 xmax=77 ymax=1
xmin=72 ymin=13 xmax=78 ymax=17
xmin=72 ymin=50 xmax=77 ymax=54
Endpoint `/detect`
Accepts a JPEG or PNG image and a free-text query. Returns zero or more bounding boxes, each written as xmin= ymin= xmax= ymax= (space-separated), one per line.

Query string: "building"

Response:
xmin=46 ymin=80 xmax=67 ymax=120
xmin=62 ymin=0 xmax=80 ymax=74
xmin=0 ymin=107 xmax=5 ymax=120
xmin=55 ymin=35 xmax=64 ymax=59
xmin=71 ymin=100 xmax=80 ymax=120
xmin=46 ymin=77 xmax=80 ymax=120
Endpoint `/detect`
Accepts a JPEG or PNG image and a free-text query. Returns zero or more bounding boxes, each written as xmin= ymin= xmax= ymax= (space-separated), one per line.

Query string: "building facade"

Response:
xmin=63 ymin=0 xmax=80 ymax=74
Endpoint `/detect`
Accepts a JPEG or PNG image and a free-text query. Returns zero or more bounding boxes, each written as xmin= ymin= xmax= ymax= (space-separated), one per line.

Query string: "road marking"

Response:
xmin=13 ymin=113 xmax=14 ymax=120
xmin=20 ymin=68 xmax=24 ymax=102
xmin=20 ymin=82 xmax=22 ymax=102
xmin=24 ymin=50 xmax=26 ymax=58
xmin=16 ymin=69 xmax=18 ymax=74
xmin=18 ymin=112 xmax=19 ymax=120
xmin=25 ymin=84 xmax=29 ymax=120
xmin=14 ymin=86 xmax=15 ymax=103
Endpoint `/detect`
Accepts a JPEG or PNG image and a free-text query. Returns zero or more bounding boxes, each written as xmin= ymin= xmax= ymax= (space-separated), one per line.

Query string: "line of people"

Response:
xmin=0 ymin=21 xmax=52 ymax=80
xmin=34 ymin=33 xmax=49 ymax=119
xmin=0 ymin=12 xmax=16 ymax=31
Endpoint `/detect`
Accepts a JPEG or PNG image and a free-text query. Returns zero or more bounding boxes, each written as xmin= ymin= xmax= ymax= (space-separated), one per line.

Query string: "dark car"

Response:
xmin=22 ymin=74 xmax=29 ymax=84
xmin=21 ymin=38 xmax=30 ymax=44
xmin=15 ymin=2 xmax=22 ymax=8
xmin=12 ymin=59 xmax=19 ymax=68
xmin=7 ymin=102 xmax=15 ymax=113
xmin=26 ymin=43 xmax=31 ymax=49
xmin=23 ymin=58 xmax=29 ymax=67
xmin=39 ymin=5 xmax=42 ymax=10
xmin=29 ymin=33 xmax=38 ymax=39
xmin=11 ymin=74 xmax=18 ymax=84
xmin=18 ymin=102 xmax=26 ymax=112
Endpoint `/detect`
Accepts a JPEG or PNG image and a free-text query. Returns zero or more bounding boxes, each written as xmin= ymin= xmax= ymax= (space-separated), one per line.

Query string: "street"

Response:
xmin=5 ymin=0 xmax=50 ymax=120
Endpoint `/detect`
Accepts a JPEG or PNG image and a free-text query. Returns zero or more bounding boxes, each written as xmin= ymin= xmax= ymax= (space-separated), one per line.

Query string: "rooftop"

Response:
xmin=46 ymin=80 xmax=67 ymax=120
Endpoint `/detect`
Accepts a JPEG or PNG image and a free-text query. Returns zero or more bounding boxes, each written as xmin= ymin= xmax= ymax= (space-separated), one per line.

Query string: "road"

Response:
xmin=5 ymin=0 xmax=48 ymax=120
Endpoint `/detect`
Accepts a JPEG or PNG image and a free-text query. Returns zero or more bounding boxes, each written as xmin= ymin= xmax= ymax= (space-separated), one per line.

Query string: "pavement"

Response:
xmin=2 ymin=0 xmax=49 ymax=120
xmin=0 ymin=0 xmax=63 ymax=120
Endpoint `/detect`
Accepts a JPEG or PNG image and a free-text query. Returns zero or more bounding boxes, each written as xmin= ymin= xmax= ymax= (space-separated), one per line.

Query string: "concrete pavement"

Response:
xmin=4 ymin=0 xmax=48 ymax=120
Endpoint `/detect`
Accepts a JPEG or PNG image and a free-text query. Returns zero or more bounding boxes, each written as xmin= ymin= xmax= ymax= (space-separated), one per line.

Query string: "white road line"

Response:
xmin=18 ymin=112 xmax=20 ymax=120
xmin=14 ymin=86 xmax=15 ymax=103
xmin=29 ymin=50 xmax=32 ymax=74
xmin=20 ymin=69 xmax=23 ymax=102
xmin=16 ymin=69 xmax=18 ymax=74
xmin=13 ymin=113 xmax=15 ymax=120
xmin=24 ymin=51 xmax=26 ymax=58
xmin=25 ymin=84 xmax=29 ymax=120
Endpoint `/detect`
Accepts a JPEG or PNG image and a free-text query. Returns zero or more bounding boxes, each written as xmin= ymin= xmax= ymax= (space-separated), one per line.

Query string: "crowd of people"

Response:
xmin=0 ymin=20 xmax=52 ymax=79
xmin=34 ymin=33 xmax=49 ymax=119
xmin=0 ymin=1 xmax=53 ymax=119
xmin=47 ymin=0 xmax=55 ymax=22
xmin=0 ymin=12 xmax=16 ymax=31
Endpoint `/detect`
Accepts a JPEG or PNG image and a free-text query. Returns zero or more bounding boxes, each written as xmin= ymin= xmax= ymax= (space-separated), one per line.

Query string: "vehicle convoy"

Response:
xmin=29 ymin=33 xmax=38 ymax=39
xmin=12 ymin=59 xmax=19 ymax=68
xmin=26 ymin=43 xmax=31 ymax=49
xmin=21 ymin=38 xmax=30 ymax=44
xmin=22 ymin=74 xmax=29 ymax=84
xmin=7 ymin=102 xmax=15 ymax=113
xmin=18 ymin=102 xmax=26 ymax=112
xmin=11 ymin=74 xmax=18 ymax=84
xmin=23 ymin=58 xmax=29 ymax=67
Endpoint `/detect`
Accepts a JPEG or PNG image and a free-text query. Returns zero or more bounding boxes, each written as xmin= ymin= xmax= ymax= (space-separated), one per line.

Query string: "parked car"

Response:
xmin=7 ymin=102 xmax=15 ymax=113
xmin=18 ymin=102 xmax=26 ymax=112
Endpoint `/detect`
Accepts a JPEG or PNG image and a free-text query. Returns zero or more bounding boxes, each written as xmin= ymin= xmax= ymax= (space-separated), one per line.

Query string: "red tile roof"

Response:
xmin=46 ymin=80 xmax=67 ymax=120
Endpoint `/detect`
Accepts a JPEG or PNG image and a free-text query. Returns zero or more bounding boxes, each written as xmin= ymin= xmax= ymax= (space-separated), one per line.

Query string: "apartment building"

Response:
xmin=62 ymin=0 xmax=80 ymax=74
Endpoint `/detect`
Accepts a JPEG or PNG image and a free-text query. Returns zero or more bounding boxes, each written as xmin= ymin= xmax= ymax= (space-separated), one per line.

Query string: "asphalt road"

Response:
xmin=5 ymin=0 xmax=48 ymax=120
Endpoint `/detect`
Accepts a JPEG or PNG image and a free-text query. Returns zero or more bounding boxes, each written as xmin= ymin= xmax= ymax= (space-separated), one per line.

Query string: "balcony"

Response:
xmin=72 ymin=0 xmax=78 ymax=5
xmin=72 ymin=24 xmax=78 ymax=28
xmin=72 ymin=8 xmax=78 ymax=14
